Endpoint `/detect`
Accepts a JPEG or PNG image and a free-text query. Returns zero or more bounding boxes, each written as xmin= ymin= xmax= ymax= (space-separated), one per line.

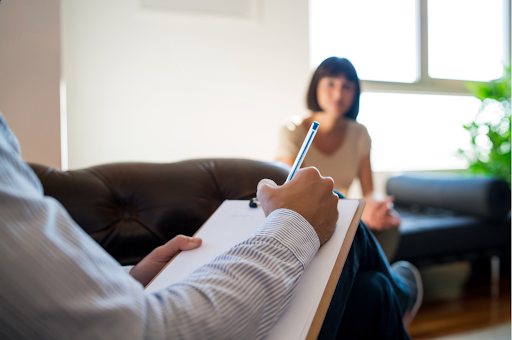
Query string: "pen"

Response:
xmin=249 ymin=121 xmax=320 ymax=208
xmin=285 ymin=121 xmax=320 ymax=183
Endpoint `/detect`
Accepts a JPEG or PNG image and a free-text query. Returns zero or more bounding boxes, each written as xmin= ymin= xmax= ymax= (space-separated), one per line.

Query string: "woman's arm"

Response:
xmin=276 ymin=118 xmax=305 ymax=167
xmin=359 ymin=153 xmax=374 ymax=197
xmin=276 ymin=157 xmax=294 ymax=167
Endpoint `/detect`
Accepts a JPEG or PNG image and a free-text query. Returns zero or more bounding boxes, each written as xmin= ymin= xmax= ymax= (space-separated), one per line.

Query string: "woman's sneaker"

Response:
xmin=391 ymin=261 xmax=423 ymax=327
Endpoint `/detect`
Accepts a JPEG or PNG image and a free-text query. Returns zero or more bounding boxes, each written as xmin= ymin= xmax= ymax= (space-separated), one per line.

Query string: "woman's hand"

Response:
xmin=361 ymin=196 xmax=401 ymax=231
xmin=129 ymin=235 xmax=202 ymax=286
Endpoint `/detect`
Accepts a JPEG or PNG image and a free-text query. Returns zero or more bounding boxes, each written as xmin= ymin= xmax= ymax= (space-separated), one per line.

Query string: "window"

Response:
xmin=310 ymin=0 xmax=417 ymax=83
xmin=428 ymin=0 xmax=505 ymax=81
xmin=358 ymin=93 xmax=481 ymax=171
xmin=309 ymin=0 xmax=510 ymax=171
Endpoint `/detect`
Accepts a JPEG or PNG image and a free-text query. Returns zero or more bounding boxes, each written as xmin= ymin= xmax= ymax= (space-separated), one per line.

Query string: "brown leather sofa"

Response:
xmin=29 ymin=159 xmax=511 ymax=272
xmin=29 ymin=159 xmax=289 ymax=265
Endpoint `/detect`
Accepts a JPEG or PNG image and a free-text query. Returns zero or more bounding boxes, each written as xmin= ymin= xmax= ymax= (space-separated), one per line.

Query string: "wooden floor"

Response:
xmin=408 ymin=275 xmax=511 ymax=339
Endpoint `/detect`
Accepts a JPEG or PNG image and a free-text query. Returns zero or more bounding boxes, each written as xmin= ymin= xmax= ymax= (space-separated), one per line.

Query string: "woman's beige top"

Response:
xmin=277 ymin=115 xmax=372 ymax=196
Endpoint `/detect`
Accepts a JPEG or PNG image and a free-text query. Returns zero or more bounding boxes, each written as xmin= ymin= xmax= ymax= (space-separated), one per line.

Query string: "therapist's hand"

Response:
xmin=257 ymin=167 xmax=339 ymax=246
xmin=130 ymin=235 xmax=202 ymax=286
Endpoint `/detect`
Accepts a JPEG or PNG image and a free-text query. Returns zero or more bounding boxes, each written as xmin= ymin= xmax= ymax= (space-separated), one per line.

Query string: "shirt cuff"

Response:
xmin=122 ymin=265 xmax=134 ymax=274
xmin=254 ymin=209 xmax=320 ymax=268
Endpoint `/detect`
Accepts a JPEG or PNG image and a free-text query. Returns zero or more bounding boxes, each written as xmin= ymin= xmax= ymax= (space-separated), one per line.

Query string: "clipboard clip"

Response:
xmin=249 ymin=197 xmax=260 ymax=208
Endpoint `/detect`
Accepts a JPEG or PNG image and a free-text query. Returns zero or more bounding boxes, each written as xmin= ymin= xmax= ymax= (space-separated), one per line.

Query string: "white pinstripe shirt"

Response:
xmin=0 ymin=113 xmax=320 ymax=340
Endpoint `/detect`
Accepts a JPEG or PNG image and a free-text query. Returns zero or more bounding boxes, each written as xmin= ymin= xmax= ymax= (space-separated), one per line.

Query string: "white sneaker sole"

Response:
xmin=392 ymin=261 xmax=424 ymax=327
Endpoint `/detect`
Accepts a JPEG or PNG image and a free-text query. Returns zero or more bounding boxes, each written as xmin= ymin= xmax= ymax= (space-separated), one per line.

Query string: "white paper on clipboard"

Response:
xmin=145 ymin=199 xmax=359 ymax=340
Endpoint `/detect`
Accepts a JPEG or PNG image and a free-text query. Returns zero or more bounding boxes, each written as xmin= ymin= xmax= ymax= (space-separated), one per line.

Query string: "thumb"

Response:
xmin=257 ymin=178 xmax=278 ymax=192
xmin=384 ymin=196 xmax=395 ymax=209
xmin=257 ymin=178 xmax=278 ymax=200
xmin=384 ymin=196 xmax=394 ymax=203
xmin=155 ymin=235 xmax=202 ymax=262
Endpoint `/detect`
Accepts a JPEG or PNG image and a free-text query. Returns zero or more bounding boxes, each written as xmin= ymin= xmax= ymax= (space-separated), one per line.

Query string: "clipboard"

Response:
xmin=305 ymin=198 xmax=365 ymax=339
xmin=145 ymin=199 xmax=365 ymax=340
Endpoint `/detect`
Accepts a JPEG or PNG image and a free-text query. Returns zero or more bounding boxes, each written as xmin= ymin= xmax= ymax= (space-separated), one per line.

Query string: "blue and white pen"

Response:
xmin=285 ymin=121 xmax=320 ymax=183
xmin=249 ymin=121 xmax=320 ymax=208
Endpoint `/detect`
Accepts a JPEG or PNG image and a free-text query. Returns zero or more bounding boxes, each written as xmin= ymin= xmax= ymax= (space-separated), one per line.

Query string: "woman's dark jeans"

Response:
xmin=318 ymin=195 xmax=411 ymax=340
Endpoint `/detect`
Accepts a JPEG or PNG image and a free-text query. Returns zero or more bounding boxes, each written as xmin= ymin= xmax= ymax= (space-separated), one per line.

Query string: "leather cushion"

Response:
xmin=29 ymin=159 xmax=288 ymax=265
xmin=387 ymin=175 xmax=511 ymax=220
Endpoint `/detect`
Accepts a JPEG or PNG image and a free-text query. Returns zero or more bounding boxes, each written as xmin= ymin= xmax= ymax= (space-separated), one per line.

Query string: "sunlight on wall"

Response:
xmin=63 ymin=0 xmax=310 ymax=169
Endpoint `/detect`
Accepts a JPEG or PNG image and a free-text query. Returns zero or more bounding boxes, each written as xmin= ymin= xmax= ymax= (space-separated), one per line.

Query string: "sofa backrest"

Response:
xmin=29 ymin=159 xmax=289 ymax=265
xmin=387 ymin=174 xmax=511 ymax=220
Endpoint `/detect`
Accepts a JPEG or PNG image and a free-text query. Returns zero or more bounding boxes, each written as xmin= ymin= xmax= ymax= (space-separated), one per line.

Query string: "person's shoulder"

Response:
xmin=277 ymin=115 xmax=309 ymax=153
xmin=346 ymin=119 xmax=370 ymax=136
xmin=346 ymin=119 xmax=372 ymax=152
xmin=280 ymin=115 xmax=308 ymax=135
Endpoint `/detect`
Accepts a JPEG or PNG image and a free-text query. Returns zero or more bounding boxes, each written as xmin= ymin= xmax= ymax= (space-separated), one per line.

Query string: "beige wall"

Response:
xmin=0 ymin=0 xmax=61 ymax=169
xmin=62 ymin=0 xmax=311 ymax=169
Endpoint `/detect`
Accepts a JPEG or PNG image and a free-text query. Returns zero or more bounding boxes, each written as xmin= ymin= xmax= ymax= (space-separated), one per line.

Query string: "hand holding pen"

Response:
xmin=250 ymin=121 xmax=320 ymax=208
xmin=256 ymin=167 xmax=338 ymax=246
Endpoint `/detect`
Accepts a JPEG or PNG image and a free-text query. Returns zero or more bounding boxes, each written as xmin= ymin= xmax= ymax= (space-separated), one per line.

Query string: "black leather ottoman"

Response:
xmin=388 ymin=175 xmax=511 ymax=269
xmin=393 ymin=207 xmax=511 ymax=267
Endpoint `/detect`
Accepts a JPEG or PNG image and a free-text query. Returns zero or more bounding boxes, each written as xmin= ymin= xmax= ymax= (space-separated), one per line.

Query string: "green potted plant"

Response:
xmin=459 ymin=65 xmax=511 ymax=187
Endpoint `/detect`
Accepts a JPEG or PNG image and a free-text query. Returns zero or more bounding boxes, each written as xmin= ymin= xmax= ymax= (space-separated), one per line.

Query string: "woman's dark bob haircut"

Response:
xmin=306 ymin=57 xmax=360 ymax=120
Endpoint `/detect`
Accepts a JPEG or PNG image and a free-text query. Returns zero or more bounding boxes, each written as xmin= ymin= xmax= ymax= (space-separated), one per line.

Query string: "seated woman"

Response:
xmin=276 ymin=57 xmax=401 ymax=260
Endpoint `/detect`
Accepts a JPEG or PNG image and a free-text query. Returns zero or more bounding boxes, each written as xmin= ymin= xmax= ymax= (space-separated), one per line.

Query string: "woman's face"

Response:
xmin=316 ymin=74 xmax=356 ymax=117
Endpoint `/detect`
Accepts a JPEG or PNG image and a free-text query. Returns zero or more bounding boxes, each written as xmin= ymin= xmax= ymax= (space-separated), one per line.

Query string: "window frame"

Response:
xmin=360 ymin=0 xmax=511 ymax=96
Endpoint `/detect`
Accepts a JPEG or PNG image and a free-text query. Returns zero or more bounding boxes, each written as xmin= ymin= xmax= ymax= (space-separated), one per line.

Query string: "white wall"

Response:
xmin=62 ymin=0 xmax=311 ymax=169
xmin=0 ymin=0 xmax=61 ymax=168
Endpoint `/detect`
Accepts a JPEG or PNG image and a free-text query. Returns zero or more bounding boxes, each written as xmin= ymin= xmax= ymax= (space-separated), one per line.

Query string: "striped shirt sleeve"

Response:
xmin=145 ymin=209 xmax=320 ymax=340
xmin=0 ymin=112 xmax=320 ymax=340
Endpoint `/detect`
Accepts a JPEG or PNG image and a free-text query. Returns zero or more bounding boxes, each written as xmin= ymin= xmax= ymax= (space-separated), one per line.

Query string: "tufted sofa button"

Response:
xmin=122 ymin=210 xmax=132 ymax=221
